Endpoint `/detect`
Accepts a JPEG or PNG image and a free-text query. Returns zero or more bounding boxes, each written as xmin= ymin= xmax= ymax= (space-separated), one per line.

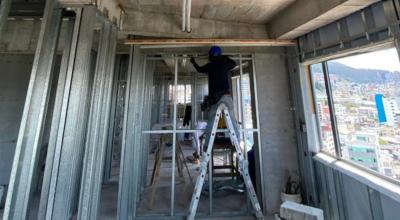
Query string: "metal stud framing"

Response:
xmin=38 ymin=16 xmax=76 ymax=220
xmin=3 ymin=0 xmax=62 ymax=218
xmin=123 ymin=54 xmax=266 ymax=219
xmin=298 ymin=2 xmax=390 ymax=62
xmin=37 ymin=6 xmax=98 ymax=219
xmin=77 ymin=20 xmax=118 ymax=220
xmin=118 ymin=45 xmax=146 ymax=220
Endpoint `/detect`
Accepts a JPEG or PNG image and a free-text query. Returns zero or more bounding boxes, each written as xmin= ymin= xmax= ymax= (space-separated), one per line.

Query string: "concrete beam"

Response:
xmin=120 ymin=10 xmax=269 ymax=39
xmin=268 ymin=0 xmax=379 ymax=39
xmin=124 ymin=38 xmax=296 ymax=47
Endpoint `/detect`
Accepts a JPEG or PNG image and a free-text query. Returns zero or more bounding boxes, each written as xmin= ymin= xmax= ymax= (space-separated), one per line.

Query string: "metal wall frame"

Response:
xmin=118 ymin=45 xmax=146 ymax=220
xmin=16 ymin=5 xmax=119 ymax=220
xmin=3 ymin=0 xmax=62 ymax=218
xmin=38 ymin=14 xmax=77 ymax=220
xmin=298 ymin=2 xmax=391 ymax=62
xmin=118 ymin=53 xmax=265 ymax=219
xmin=77 ymin=19 xmax=118 ymax=220
xmin=103 ymin=55 xmax=129 ymax=184
xmin=40 ymin=6 xmax=98 ymax=219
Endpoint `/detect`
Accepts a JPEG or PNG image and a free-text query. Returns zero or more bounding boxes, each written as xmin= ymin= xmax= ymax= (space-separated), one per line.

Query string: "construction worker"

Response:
xmin=190 ymin=46 xmax=240 ymax=152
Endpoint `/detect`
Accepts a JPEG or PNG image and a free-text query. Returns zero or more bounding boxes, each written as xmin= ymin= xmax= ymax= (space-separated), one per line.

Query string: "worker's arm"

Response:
xmin=190 ymin=58 xmax=210 ymax=73
xmin=225 ymin=56 xmax=237 ymax=70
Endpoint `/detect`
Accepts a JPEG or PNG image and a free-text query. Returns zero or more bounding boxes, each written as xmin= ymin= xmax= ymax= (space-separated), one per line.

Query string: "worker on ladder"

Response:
xmin=190 ymin=46 xmax=240 ymax=151
xmin=189 ymin=47 xmax=264 ymax=220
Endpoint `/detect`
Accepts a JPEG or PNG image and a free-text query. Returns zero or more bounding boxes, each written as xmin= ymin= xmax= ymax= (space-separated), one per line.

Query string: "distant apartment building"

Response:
xmin=375 ymin=94 xmax=400 ymax=127
xmin=346 ymin=132 xmax=380 ymax=171
xmin=316 ymin=97 xmax=330 ymax=122
xmin=378 ymin=148 xmax=395 ymax=178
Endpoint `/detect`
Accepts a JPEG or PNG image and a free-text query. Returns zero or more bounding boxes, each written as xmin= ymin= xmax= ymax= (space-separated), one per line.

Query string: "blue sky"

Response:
xmin=334 ymin=48 xmax=400 ymax=72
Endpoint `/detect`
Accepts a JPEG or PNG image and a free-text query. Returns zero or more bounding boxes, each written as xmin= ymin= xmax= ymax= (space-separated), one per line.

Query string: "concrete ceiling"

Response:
xmin=118 ymin=0 xmax=380 ymax=40
xmin=118 ymin=0 xmax=296 ymax=24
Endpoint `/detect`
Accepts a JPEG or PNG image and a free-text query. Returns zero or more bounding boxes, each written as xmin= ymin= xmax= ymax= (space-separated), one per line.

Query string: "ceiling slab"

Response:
xmin=120 ymin=10 xmax=269 ymax=39
xmin=118 ymin=0 xmax=295 ymax=24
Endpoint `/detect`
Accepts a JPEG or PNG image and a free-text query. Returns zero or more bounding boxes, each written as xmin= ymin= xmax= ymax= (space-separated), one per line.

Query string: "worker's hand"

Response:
xmin=190 ymin=57 xmax=195 ymax=64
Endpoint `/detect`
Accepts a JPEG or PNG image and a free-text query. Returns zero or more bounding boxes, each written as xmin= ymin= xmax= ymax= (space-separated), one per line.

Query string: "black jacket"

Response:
xmin=192 ymin=56 xmax=236 ymax=104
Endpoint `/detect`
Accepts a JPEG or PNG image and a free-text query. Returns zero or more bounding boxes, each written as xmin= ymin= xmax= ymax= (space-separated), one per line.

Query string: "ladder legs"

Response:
xmin=187 ymin=108 xmax=221 ymax=220
xmin=187 ymin=104 xmax=264 ymax=220
xmin=222 ymin=108 xmax=264 ymax=219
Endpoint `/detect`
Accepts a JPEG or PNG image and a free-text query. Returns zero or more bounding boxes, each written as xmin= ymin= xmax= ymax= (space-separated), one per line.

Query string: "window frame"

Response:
xmin=307 ymin=45 xmax=400 ymax=185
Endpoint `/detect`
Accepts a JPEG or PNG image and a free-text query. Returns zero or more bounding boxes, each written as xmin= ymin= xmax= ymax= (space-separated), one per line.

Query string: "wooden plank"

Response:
xmin=124 ymin=38 xmax=296 ymax=47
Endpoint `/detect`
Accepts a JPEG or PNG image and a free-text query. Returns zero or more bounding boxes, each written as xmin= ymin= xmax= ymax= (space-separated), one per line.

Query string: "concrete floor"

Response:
xmin=0 ymin=141 xmax=272 ymax=220
xmin=98 ymin=140 xmax=258 ymax=219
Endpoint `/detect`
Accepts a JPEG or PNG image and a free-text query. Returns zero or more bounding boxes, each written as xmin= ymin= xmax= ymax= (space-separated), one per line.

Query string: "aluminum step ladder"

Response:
xmin=187 ymin=103 xmax=264 ymax=220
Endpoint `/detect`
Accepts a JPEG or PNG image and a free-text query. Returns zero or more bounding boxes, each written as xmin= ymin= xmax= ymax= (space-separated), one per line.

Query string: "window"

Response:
xmin=310 ymin=63 xmax=336 ymax=155
xmin=310 ymin=48 xmax=400 ymax=181
xmin=169 ymin=84 xmax=191 ymax=104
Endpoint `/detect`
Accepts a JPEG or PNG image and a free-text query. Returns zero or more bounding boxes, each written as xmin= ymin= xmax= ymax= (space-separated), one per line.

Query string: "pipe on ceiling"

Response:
xmin=182 ymin=0 xmax=186 ymax=32
xmin=186 ymin=0 xmax=191 ymax=33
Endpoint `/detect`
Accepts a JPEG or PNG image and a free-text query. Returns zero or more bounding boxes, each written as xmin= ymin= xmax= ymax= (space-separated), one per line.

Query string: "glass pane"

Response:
xmin=310 ymin=63 xmax=336 ymax=155
xmin=241 ymin=60 xmax=257 ymax=130
xmin=327 ymin=48 xmax=400 ymax=181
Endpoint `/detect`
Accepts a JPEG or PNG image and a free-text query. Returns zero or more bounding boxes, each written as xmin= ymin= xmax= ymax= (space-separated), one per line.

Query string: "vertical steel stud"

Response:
xmin=3 ymin=0 xmax=62 ymax=219
xmin=77 ymin=21 xmax=117 ymax=220
xmin=41 ymin=6 xmax=97 ymax=219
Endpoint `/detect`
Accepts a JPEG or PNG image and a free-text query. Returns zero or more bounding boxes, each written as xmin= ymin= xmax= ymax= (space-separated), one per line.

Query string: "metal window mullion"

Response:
xmin=321 ymin=62 xmax=342 ymax=158
xmin=308 ymin=65 xmax=328 ymax=152
xmin=3 ymin=0 xmax=62 ymax=219
xmin=0 ymin=0 xmax=12 ymax=38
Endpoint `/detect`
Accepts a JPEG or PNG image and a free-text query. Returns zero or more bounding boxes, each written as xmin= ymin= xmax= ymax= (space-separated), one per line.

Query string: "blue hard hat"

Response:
xmin=209 ymin=46 xmax=222 ymax=56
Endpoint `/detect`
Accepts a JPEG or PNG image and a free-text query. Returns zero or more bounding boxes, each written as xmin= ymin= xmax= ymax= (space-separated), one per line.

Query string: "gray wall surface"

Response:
xmin=0 ymin=54 xmax=33 ymax=185
xmin=254 ymin=50 xmax=299 ymax=214
xmin=315 ymin=160 xmax=400 ymax=220
xmin=0 ymin=20 xmax=69 ymax=54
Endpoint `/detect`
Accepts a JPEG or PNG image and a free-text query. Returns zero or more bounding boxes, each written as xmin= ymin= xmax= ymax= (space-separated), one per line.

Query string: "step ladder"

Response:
xmin=187 ymin=103 xmax=264 ymax=220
